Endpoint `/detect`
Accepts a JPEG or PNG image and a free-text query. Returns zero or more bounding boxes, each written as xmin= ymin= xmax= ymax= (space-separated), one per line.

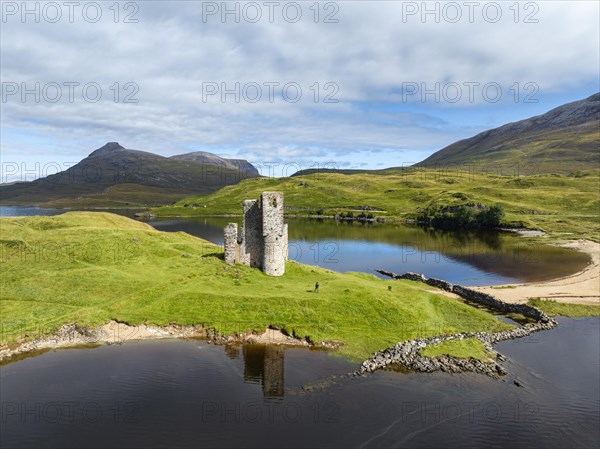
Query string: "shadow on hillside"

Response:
xmin=202 ymin=251 xmax=225 ymax=260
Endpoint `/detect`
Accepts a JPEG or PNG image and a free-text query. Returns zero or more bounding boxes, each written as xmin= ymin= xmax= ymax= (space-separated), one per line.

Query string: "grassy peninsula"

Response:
xmin=0 ymin=212 xmax=513 ymax=360
xmin=150 ymin=169 xmax=600 ymax=239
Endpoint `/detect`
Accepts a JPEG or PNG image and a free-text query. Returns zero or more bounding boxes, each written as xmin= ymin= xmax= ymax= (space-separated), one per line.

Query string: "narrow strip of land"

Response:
xmin=473 ymin=240 xmax=600 ymax=305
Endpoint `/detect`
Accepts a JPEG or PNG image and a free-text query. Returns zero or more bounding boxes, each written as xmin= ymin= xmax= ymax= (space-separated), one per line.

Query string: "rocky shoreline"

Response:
xmin=356 ymin=320 xmax=556 ymax=378
xmin=358 ymin=270 xmax=558 ymax=378
xmin=0 ymin=321 xmax=337 ymax=363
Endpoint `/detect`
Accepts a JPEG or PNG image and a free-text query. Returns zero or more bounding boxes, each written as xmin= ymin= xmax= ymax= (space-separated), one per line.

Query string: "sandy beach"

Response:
xmin=473 ymin=240 xmax=600 ymax=305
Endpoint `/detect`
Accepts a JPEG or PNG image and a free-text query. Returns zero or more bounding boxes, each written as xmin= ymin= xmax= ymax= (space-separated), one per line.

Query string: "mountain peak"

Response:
xmin=90 ymin=142 xmax=125 ymax=156
xmin=89 ymin=142 xmax=125 ymax=157
xmin=100 ymin=142 xmax=124 ymax=151
xmin=170 ymin=151 xmax=260 ymax=177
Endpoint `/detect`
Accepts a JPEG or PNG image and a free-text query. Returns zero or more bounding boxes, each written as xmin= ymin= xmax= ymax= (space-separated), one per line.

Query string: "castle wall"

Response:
xmin=223 ymin=223 xmax=240 ymax=264
xmin=261 ymin=192 xmax=286 ymax=277
xmin=224 ymin=191 xmax=287 ymax=276
xmin=283 ymin=224 xmax=288 ymax=260
xmin=242 ymin=199 xmax=262 ymax=268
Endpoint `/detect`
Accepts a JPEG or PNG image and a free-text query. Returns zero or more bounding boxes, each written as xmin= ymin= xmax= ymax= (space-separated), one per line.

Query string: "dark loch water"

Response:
xmin=1 ymin=317 xmax=598 ymax=449
xmin=0 ymin=206 xmax=590 ymax=286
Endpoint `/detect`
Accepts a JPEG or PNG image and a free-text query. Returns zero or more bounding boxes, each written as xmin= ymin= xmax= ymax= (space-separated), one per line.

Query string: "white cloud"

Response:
xmin=1 ymin=0 xmax=598 ymax=173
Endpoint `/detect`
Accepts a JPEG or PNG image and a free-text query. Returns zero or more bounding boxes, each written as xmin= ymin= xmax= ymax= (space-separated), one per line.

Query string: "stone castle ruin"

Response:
xmin=224 ymin=192 xmax=288 ymax=276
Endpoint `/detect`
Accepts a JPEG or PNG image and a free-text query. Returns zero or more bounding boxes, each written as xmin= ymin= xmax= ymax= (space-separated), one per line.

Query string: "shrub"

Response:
xmin=418 ymin=204 xmax=505 ymax=230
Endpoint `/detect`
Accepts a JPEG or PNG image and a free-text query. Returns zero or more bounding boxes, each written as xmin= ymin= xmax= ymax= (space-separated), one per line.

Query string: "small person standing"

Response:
xmin=314 ymin=282 xmax=319 ymax=293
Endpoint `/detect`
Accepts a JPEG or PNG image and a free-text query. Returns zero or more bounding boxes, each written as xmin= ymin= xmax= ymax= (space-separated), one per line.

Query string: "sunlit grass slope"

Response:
xmin=528 ymin=298 xmax=600 ymax=318
xmin=0 ymin=212 xmax=512 ymax=359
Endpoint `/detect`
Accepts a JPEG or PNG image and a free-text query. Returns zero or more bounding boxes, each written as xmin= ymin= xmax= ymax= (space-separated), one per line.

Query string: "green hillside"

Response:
xmin=151 ymin=169 xmax=600 ymax=239
xmin=416 ymin=93 xmax=599 ymax=173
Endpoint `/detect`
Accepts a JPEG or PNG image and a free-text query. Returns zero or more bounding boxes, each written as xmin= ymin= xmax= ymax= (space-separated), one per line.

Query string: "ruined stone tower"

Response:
xmin=223 ymin=192 xmax=288 ymax=276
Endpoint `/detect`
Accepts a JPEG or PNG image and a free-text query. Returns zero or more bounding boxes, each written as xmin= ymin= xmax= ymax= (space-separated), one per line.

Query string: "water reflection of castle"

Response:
xmin=225 ymin=344 xmax=285 ymax=398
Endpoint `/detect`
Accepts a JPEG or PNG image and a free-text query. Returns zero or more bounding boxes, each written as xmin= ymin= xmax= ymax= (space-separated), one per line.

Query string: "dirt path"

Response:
xmin=473 ymin=240 xmax=600 ymax=305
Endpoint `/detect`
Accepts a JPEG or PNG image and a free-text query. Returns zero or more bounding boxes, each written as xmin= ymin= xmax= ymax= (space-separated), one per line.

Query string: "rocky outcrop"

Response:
xmin=358 ymin=334 xmax=505 ymax=378
xmin=357 ymin=319 xmax=556 ymax=378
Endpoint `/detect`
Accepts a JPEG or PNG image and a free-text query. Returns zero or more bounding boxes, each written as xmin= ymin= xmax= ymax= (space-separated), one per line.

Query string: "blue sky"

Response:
xmin=1 ymin=1 xmax=599 ymax=181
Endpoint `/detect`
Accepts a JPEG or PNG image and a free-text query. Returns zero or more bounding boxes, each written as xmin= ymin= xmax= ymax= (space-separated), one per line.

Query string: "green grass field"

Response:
xmin=151 ymin=169 xmax=600 ymax=240
xmin=420 ymin=337 xmax=493 ymax=361
xmin=0 ymin=212 xmax=513 ymax=360
xmin=528 ymin=298 xmax=600 ymax=318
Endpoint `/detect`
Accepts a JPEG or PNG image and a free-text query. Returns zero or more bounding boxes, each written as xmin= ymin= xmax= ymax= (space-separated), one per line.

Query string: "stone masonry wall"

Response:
xmin=243 ymin=200 xmax=263 ymax=268
xmin=224 ymin=191 xmax=287 ymax=276
xmin=262 ymin=192 xmax=286 ymax=277
xmin=223 ymin=223 xmax=239 ymax=265
xmin=283 ymin=224 xmax=288 ymax=260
